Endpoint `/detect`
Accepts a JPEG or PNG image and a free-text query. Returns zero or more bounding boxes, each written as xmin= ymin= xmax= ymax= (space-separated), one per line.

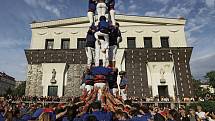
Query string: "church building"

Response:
xmin=25 ymin=15 xmax=193 ymax=99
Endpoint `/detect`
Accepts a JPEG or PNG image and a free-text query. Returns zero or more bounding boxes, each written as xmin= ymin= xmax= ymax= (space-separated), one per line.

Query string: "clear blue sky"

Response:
xmin=0 ymin=0 xmax=214 ymax=80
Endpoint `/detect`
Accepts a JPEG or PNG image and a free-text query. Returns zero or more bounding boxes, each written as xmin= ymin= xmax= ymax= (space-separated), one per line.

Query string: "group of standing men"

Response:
xmin=80 ymin=0 xmax=128 ymax=100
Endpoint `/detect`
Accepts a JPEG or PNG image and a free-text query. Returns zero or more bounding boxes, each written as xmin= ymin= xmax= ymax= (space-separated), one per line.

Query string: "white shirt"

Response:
xmin=196 ymin=111 xmax=206 ymax=119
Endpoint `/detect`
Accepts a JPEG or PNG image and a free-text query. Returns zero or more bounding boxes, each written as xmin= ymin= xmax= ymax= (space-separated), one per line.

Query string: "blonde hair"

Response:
xmin=39 ymin=112 xmax=51 ymax=121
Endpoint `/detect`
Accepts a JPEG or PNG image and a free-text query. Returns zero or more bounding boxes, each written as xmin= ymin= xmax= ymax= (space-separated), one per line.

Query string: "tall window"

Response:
xmin=77 ymin=38 xmax=86 ymax=49
xmin=127 ymin=37 xmax=136 ymax=48
xmin=61 ymin=39 xmax=70 ymax=49
xmin=144 ymin=37 xmax=152 ymax=48
xmin=45 ymin=39 xmax=54 ymax=49
xmin=161 ymin=37 xmax=169 ymax=48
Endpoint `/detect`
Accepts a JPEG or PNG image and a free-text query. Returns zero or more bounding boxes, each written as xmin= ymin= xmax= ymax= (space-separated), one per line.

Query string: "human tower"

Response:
xmin=80 ymin=0 xmax=128 ymax=109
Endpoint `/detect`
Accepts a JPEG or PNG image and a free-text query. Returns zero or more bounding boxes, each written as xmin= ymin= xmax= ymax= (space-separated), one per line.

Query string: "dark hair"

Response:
xmin=87 ymin=115 xmax=98 ymax=121
xmin=116 ymin=22 xmax=120 ymax=27
xmin=91 ymin=102 xmax=101 ymax=110
xmin=99 ymin=60 xmax=103 ymax=66
xmin=169 ymin=109 xmax=181 ymax=121
xmin=99 ymin=16 xmax=106 ymax=21
xmin=65 ymin=105 xmax=79 ymax=121
xmin=141 ymin=106 xmax=150 ymax=114
xmin=124 ymin=100 xmax=132 ymax=106
xmin=123 ymin=112 xmax=130 ymax=119
xmin=130 ymin=109 xmax=141 ymax=117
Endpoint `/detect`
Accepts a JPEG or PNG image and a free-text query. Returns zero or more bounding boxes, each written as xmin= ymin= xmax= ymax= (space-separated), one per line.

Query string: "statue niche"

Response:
xmin=160 ymin=68 xmax=166 ymax=83
xmin=50 ymin=69 xmax=57 ymax=84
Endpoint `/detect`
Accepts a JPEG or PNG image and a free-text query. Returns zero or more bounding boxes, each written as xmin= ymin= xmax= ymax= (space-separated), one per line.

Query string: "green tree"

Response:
xmin=13 ymin=82 xmax=26 ymax=96
xmin=192 ymin=78 xmax=210 ymax=97
xmin=205 ymin=71 xmax=215 ymax=88
xmin=188 ymin=101 xmax=215 ymax=112
xmin=4 ymin=87 xmax=13 ymax=96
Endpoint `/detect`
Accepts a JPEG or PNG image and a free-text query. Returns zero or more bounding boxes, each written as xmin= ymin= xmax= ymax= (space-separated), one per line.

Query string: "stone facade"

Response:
xmin=64 ymin=64 xmax=86 ymax=97
xmin=25 ymin=64 xmax=43 ymax=96
xmin=125 ymin=48 xmax=193 ymax=98
xmin=0 ymin=72 xmax=16 ymax=96
xmin=25 ymin=15 xmax=194 ymax=97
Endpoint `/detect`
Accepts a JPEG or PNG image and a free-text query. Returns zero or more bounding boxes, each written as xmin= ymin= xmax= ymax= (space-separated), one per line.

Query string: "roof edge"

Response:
xmin=31 ymin=14 xmax=186 ymax=29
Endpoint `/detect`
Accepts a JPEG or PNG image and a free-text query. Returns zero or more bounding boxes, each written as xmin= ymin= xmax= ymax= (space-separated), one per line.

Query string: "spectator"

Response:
xmin=167 ymin=109 xmax=181 ymax=121
xmin=179 ymin=106 xmax=189 ymax=121
xmin=188 ymin=108 xmax=197 ymax=121
xmin=196 ymin=106 xmax=206 ymax=121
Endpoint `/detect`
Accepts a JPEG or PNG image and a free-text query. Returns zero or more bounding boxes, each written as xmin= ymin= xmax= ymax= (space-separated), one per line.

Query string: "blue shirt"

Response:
xmin=32 ymin=108 xmax=43 ymax=119
xmin=0 ymin=112 xmax=5 ymax=121
xmin=82 ymin=111 xmax=112 ymax=121
xmin=21 ymin=114 xmax=32 ymax=121
xmin=92 ymin=111 xmax=112 ymax=121
xmin=98 ymin=20 xmax=109 ymax=33
xmin=120 ymin=77 xmax=128 ymax=87
xmin=91 ymin=66 xmax=112 ymax=76
xmin=131 ymin=116 xmax=148 ymax=121
xmin=88 ymin=0 xmax=97 ymax=11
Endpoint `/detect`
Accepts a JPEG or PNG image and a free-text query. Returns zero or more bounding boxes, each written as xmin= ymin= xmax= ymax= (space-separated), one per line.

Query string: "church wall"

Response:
xmin=41 ymin=63 xmax=66 ymax=97
xmin=147 ymin=62 xmax=175 ymax=98
xmin=30 ymin=24 xmax=187 ymax=50
xmin=64 ymin=64 xmax=86 ymax=97
xmin=25 ymin=64 xmax=43 ymax=96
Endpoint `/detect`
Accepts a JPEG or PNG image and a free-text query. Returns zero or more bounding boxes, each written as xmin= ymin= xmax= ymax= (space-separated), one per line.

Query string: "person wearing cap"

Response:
xmin=86 ymin=26 xmax=97 ymax=68
xmin=88 ymin=0 xmax=97 ymax=26
xmin=108 ymin=22 xmax=122 ymax=67
xmin=106 ymin=0 xmax=116 ymax=25
xmin=119 ymin=71 xmax=128 ymax=100
xmin=94 ymin=16 xmax=110 ymax=66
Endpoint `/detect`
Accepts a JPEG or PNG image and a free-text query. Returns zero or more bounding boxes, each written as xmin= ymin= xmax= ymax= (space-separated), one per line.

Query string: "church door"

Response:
xmin=158 ymin=85 xmax=169 ymax=98
xmin=48 ymin=86 xmax=58 ymax=96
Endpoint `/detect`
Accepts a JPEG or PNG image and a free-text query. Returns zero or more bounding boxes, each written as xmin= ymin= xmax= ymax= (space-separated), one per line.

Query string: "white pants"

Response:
xmin=109 ymin=9 xmax=116 ymax=25
xmin=94 ymin=31 xmax=109 ymax=66
xmin=97 ymin=3 xmax=107 ymax=21
xmin=88 ymin=12 xmax=94 ymax=26
xmin=94 ymin=83 xmax=106 ymax=89
xmin=85 ymin=85 xmax=93 ymax=93
xmin=110 ymin=88 xmax=118 ymax=96
xmin=94 ymin=31 xmax=109 ymax=49
xmin=108 ymin=45 xmax=117 ymax=61
xmin=85 ymin=47 xmax=95 ymax=68
xmin=120 ymin=89 xmax=127 ymax=100
xmin=80 ymin=83 xmax=86 ymax=90
xmin=94 ymin=83 xmax=106 ymax=101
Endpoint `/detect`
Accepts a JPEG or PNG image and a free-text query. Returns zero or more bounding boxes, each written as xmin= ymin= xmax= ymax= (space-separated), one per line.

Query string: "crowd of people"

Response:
xmin=1 ymin=0 xmax=214 ymax=121
xmin=1 ymin=95 xmax=215 ymax=121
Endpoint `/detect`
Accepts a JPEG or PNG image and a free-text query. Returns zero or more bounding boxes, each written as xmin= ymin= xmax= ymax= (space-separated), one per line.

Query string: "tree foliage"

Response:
xmin=192 ymin=78 xmax=210 ymax=97
xmin=4 ymin=87 xmax=13 ymax=96
xmin=189 ymin=101 xmax=215 ymax=112
xmin=13 ymin=82 xmax=26 ymax=96
xmin=205 ymin=71 xmax=215 ymax=88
